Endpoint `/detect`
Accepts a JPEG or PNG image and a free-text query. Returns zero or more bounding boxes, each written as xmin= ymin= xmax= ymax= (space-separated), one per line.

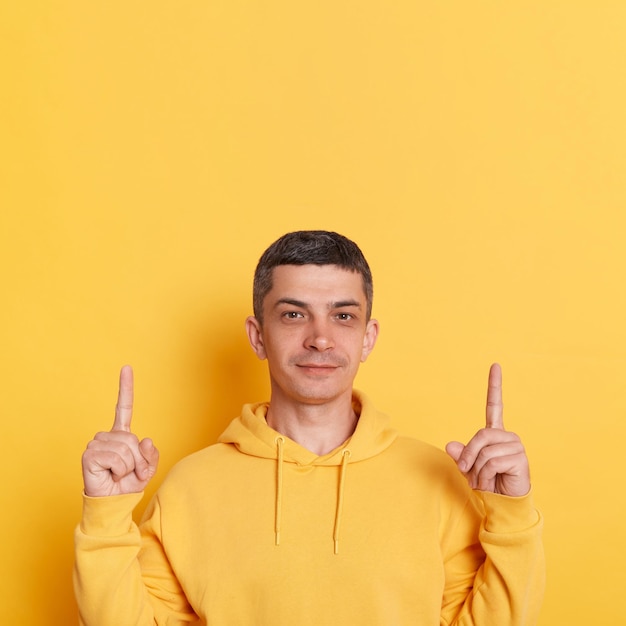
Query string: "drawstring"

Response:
xmin=274 ymin=438 xmax=352 ymax=554
xmin=333 ymin=449 xmax=352 ymax=555
xmin=274 ymin=437 xmax=285 ymax=546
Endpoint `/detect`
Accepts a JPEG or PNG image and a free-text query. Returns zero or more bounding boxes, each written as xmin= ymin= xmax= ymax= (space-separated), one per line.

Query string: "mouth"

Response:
xmin=296 ymin=363 xmax=340 ymax=374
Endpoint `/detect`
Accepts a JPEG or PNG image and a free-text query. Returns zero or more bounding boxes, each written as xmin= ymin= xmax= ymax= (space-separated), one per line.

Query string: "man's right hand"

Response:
xmin=82 ymin=365 xmax=159 ymax=497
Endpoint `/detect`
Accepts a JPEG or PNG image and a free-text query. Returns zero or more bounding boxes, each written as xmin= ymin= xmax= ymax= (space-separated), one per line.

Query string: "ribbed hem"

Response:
xmin=478 ymin=489 xmax=540 ymax=533
xmin=80 ymin=492 xmax=144 ymax=536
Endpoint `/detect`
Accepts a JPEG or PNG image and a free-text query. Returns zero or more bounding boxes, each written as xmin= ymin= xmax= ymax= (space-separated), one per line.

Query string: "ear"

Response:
xmin=245 ymin=316 xmax=267 ymax=360
xmin=360 ymin=318 xmax=379 ymax=362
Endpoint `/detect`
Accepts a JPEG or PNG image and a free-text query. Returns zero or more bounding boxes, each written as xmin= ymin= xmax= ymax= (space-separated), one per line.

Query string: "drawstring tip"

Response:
xmin=275 ymin=531 xmax=280 ymax=547
xmin=334 ymin=539 xmax=339 ymax=555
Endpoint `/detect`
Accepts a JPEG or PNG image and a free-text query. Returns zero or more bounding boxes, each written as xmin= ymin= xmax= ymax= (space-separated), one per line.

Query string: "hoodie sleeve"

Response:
xmin=440 ymin=490 xmax=545 ymax=626
xmin=73 ymin=492 xmax=200 ymax=626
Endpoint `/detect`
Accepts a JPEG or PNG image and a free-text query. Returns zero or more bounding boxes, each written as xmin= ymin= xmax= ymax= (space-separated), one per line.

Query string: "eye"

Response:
xmin=282 ymin=311 xmax=304 ymax=319
xmin=335 ymin=312 xmax=354 ymax=321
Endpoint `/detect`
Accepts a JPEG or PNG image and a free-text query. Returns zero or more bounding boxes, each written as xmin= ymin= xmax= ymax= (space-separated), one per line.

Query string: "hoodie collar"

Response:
xmin=217 ymin=390 xmax=397 ymax=465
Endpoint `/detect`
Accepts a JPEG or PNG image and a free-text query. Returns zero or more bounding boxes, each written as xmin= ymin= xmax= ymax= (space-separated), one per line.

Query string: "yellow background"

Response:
xmin=2 ymin=2 xmax=625 ymax=623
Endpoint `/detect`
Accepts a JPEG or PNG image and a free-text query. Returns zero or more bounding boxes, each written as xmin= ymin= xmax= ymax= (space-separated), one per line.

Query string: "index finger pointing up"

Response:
xmin=486 ymin=362 xmax=504 ymax=429
xmin=113 ymin=365 xmax=134 ymax=432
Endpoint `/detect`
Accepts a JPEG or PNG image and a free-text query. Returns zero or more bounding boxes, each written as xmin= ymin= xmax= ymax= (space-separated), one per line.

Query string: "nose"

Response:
xmin=305 ymin=318 xmax=334 ymax=351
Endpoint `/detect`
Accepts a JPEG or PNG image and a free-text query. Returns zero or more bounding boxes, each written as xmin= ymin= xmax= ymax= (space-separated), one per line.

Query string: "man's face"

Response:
xmin=246 ymin=264 xmax=379 ymax=407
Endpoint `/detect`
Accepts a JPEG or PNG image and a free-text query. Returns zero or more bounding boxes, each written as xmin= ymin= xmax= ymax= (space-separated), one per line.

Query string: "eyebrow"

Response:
xmin=332 ymin=299 xmax=362 ymax=309
xmin=274 ymin=298 xmax=362 ymax=310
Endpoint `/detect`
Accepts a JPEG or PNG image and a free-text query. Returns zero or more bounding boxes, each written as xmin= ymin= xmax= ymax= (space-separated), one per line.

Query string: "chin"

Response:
xmin=290 ymin=383 xmax=352 ymax=405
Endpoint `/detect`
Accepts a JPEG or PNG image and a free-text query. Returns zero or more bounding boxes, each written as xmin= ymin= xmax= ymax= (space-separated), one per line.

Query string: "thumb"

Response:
xmin=445 ymin=441 xmax=464 ymax=463
xmin=137 ymin=438 xmax=160 ymax=479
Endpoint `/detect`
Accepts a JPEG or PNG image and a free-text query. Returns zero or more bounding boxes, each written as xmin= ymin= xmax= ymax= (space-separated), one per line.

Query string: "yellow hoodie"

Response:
xmin=74 ymin=392 xmax=544 ymax=625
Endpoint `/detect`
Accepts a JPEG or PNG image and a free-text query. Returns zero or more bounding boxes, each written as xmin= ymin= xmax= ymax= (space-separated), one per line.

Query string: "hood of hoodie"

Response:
xmin=217 ymin=389 xmax=397 ymax=465
xmin=217 ymin=390 xmax=398 ymax=554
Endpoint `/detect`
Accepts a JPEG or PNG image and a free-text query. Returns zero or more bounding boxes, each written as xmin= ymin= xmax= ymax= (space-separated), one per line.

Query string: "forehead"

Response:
xmin=266 ymin=264 xmax=366 ymax=303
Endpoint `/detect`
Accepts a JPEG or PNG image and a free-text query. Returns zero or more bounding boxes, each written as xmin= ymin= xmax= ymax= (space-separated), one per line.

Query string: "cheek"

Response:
xmin=263 ymin=334 xmax=296 ymax=363
xmin=345 ymin=340 xmax=365 ymax=364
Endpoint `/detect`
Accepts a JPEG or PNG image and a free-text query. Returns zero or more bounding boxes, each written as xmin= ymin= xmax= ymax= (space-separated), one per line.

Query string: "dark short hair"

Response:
xmin=253 ymin=230 xmax=373 ymax=323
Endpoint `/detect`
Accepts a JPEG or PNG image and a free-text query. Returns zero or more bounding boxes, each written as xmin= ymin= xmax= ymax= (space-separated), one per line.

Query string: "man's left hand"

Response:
xmin=445 ymin=363 xmax=530 ymax=497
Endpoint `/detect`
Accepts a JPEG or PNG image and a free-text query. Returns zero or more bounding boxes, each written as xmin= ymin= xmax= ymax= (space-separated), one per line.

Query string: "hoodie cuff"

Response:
xmin=478 ymin=489 xmax=541 ymax=534
xmin=80 ymin=492 xmax=144 ymax=537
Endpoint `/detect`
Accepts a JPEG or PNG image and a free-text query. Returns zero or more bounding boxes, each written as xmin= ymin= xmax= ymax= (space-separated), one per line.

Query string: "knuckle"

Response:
xmin=476 ymin=446 xmax=492 ymax=463
xmin=109 ymin=431 xmax=139 ymax=446
xmin=123 ymin=432 xmax=139 ymax=445
xmin=484 ymin=457 xmax=500 ymax=473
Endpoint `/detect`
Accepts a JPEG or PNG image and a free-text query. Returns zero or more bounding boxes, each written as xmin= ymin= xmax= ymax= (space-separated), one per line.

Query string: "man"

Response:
xmin=74 ymin=230 xmax=544 ymax=625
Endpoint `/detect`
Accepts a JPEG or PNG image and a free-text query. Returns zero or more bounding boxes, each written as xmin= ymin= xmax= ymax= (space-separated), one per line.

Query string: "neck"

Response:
xmin=266 ymin=390 xmax=358 ymax=456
